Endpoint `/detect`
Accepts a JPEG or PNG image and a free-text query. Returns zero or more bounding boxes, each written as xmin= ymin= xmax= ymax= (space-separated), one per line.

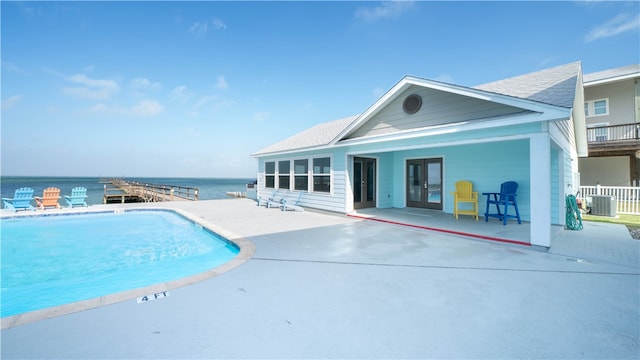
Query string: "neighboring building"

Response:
xmin=252 ymin=62 xmax=587 ymax=248
xmin=579 ymin=64 xmax=640 ymax=186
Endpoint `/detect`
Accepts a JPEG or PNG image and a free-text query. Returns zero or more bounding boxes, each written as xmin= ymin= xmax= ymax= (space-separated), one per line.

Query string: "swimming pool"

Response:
xmin=1 ymin=210 xmax=240 ymax=318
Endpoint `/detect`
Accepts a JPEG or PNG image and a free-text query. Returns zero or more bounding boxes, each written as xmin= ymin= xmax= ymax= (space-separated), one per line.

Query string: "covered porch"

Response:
xmin=348 ymin=207 xmax=562 ymax=248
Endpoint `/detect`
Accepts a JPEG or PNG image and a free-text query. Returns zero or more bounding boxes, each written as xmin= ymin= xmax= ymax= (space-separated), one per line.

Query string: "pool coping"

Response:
xmin=0 ymin=206 xmax=256 ymax=330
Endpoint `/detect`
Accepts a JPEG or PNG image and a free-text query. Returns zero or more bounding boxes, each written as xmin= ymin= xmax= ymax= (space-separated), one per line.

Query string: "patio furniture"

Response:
xmin=64 ymin=187 xmax=88 ymax=208
xmin=280 ymin=191 xmax=304 ymax=212
xmin=35 ymin=187 xmax=62 ymax=209
xmin=451 ymin=180 xmax=478 ymax=220
xmin=258 ymin=189 xmax=279 ymax=207
xmin=483 ymin=181 xmax=521 ymax=225
xmin=2 ymin=187 xmax=35 ymax=211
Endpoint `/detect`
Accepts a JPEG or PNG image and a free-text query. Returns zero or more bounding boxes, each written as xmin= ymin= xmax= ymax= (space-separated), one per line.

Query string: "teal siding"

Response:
xmin=391 ymin=140 xmax=531 ymax=221
xmin=375 ymin=152 xmax=395 ymax=208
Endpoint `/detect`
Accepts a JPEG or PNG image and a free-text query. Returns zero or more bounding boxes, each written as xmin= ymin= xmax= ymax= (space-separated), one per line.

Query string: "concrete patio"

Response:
xmin=1 ymin=199 xmax=638 ymax=359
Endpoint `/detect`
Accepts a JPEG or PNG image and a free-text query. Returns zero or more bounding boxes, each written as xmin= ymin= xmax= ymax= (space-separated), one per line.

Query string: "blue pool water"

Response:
xmin=1 ymin=210 xmax=239 ymax=318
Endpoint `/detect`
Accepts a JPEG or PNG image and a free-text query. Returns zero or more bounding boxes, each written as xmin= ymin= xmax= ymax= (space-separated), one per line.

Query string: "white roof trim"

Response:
xmin=584 ymin=72 xmax=639 ymax=87
xmin=336 ymin=110 xmax=570 ymax=148
xmin=330 ymin=76 xmax=572 ymax=145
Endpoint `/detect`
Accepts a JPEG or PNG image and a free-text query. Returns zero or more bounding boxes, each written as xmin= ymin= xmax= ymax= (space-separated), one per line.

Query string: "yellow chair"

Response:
xmin=451 ymin=180 xmax=478 ymax=220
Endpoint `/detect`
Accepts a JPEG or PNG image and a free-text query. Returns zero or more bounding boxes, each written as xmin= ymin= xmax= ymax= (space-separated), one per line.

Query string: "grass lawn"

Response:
xmin=582 ymin=213 xmax=640 ymax=227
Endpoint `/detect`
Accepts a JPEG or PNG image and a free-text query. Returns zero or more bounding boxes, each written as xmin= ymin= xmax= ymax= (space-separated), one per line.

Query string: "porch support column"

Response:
xmin=530 ymin=134 xmax=551 ymax=248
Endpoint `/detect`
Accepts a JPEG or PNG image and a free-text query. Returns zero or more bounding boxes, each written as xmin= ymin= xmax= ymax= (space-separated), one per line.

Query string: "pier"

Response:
xmin=103 ymin=179 xmax=199 ymax=204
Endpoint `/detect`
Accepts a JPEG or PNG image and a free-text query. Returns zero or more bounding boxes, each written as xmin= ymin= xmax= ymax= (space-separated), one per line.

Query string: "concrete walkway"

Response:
xmin=1 ymin=199 xmax=638 ymax=359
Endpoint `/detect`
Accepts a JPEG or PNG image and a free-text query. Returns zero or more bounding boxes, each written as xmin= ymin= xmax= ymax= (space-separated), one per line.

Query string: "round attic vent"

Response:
xmin=403 ymin=94 xmax=422 ymax=114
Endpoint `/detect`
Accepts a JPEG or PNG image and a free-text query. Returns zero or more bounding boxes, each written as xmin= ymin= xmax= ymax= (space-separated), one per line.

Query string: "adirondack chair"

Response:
xmin=280 ymin=191 xmax=304 ymax=212
xmin=3 ymin=187 xmax=35 ymax=212
xmin=64 ymin=187 xmax=88 ymax=208
xmin=35 ymin=187 xmax=62 ymax=209
xmin=258 ymin=189 xmax=280 ymax=207
xmin=451 ymin=180 xmax=478 ymax=220
xmin=483 ymin=181 xmax=521 ymax=225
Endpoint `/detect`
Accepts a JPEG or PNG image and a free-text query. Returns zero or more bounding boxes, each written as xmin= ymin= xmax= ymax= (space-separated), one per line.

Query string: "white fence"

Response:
xmin=579 ymin=185 xmax=640 ymax=215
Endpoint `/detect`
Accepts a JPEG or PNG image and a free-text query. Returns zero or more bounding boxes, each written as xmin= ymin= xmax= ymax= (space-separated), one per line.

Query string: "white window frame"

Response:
xmin=264 ymin=161 xmax=276 ymax=189
xmin=277 ymin=160 xmax=291 ymax=190
xmin=293 ymin=158 xmax=310 ymax=191
xmin=312 ymin=155 xmax=332 ymax=194
xmin=584 ymin=98 xmax=609 ymax=117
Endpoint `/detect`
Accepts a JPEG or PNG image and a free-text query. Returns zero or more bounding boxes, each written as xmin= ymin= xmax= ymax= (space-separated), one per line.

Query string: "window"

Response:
xmin=278 ymin=160 xmax=290 ymax=190
xmin=594 ymin=100 xmax=608 ymax=115
xmin=294 ymin=159 xmax=308 ymax=191
xmin=587 ymin=123 xmax=609 ymax=142
xmin=265 ymin=162 xmax=275 ymax=188
xmin=313 ymin=157 xmax=331 ymax=193
xmin=584 ymin=98 xmax=609 ymax=117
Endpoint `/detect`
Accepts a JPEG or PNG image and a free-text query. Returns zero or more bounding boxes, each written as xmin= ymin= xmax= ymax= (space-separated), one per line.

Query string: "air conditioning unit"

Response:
xmin=590 ymin=195 xmax=617 ymax=217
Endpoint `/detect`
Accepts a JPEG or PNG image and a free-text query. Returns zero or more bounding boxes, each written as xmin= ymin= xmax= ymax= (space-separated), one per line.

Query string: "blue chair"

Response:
xmin=483 ymin=181 xmax=521 ymax=225
xmin=65 ymin=187 xmax=88 ymax=207
xmin=279 ymin=191 xmax=304 ymax=212
xmin=3 ymin=187 xmax=35 ymax=211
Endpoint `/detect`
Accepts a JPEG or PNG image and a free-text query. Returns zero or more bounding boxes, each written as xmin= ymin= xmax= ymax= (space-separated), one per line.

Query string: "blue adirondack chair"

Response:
xmin=483 ymin=181 xmax=522 ymax=225
xmin=280 ymin=191 xmax=304 ymax=212
xmin=65 ymin=187 xmax=88 ymax=207
xmin=3 ymin=187 xmax=35 ymax=211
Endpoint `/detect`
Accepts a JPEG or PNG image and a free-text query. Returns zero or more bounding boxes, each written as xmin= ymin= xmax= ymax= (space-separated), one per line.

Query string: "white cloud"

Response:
xmin=355 ymin=1 xmax=415 ymax=22
xmin=80 ymin=100 xmax=163 ymax=116
xmin=130 ymin=77 xmax=162 ymax=94
xmin=190 ymin=18 xmax=226 ymax=37
xmin=2 ymin=62 xmax=28 ymax=74
xmin=131 ymin=100 xmax=164 ymax=116
xmin=190 ymin=22 xmax=209 ymax=37
xmin=253 ymin=111 xmax=269 ymax=122
xmin=216 ymin=76 xmax=229 ymax=89
xmin=2 ymin=95 xmax=23 ymax=111
xmin=212 ymin=18 xmax=226 ymax=30
xmin=63 ymin=74 xmax=119 ymax=100
xmin=170 ymin=85 xmax=193 ymax=103
xmin=585 ymin=12 xmax=640 ymax=42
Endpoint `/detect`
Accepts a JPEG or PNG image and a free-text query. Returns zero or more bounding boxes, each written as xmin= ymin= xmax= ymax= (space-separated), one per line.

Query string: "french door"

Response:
xmin=406 ymin=158 xmax=443 ymax=210
xmin=354 ymin=157 xmax=376 ymax=209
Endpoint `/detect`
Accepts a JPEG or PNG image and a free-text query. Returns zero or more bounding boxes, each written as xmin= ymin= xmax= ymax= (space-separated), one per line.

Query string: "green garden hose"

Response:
xmin=566 ymin=194 xmax=583 ymax=230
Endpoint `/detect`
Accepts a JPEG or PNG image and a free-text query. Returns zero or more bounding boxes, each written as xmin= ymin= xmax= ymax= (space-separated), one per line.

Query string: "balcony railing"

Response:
xmin=586 ymin=122 xmax=639 ymax=143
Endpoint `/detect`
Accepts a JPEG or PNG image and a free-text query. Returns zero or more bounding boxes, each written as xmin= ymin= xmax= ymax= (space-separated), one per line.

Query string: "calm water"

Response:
xmin=1 ymin=210 xmax=239 ymax=317
xmin=1 ymin=177 xmax=256 ymax=205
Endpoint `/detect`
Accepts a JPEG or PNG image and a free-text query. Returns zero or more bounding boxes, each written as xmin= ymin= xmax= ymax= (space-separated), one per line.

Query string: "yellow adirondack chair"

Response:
xmin=451 ymin=180 xmax=478 ymax=220
xmin=35 ymin=187 xmax=62 ymax=209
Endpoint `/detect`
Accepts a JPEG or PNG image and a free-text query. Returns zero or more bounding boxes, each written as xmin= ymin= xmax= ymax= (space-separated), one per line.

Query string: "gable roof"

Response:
xmin=252 ymin=115 xmax=358 ymax=156
xmin=474 ymin=61 xmax=581 ymax=108
xmin=253 ymin=62 xmax=582 ymax=157
xmin=583 ymin=64 xmax=640 ymax=86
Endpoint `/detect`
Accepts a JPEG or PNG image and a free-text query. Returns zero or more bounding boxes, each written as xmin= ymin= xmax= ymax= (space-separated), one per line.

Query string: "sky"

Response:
xmin=2 ymin=1 xmax=639 ymax=178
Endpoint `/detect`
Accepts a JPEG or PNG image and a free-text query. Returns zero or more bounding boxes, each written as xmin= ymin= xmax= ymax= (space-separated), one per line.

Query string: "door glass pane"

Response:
xmin=354 ymin=161 xmax=362 ymax=203
xmin=366 ymin=161 xmax=375 ymax=202
xmin=408 ymin=163 xmax=422 ymax=203
xmin=427 ymin=162 xmax=441 ymax=204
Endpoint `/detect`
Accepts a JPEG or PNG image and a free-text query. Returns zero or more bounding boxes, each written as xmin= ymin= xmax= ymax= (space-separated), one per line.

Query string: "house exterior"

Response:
xmin=579 ymin=64 xmax=640 ymax=186
xmin=252 ymin=62 xmax=587 ymax=248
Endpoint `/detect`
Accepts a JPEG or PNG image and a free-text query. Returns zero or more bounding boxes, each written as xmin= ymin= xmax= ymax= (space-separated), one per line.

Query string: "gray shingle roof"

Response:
xmin=583 ymin=64 xmax=640 ymax=84
xmin=474 ymin=61 xmax=581 ymax=108
xmin=252 ymin=115 xmax=359 ymax=156
xmin=253 ymin=62 xmax=582 ymax=156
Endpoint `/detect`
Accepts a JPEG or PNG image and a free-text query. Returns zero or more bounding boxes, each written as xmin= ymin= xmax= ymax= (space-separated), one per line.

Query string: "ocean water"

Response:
xmin=0 ymin=177 xmax=256 ymax=206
